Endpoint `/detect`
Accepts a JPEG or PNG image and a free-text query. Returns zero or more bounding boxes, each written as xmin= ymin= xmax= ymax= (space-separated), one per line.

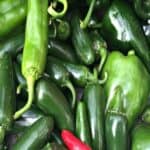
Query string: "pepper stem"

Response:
xmin=48 ymin=0 xmax=68 ymax=18
xmin=16 ymin=84 xmax=26 ymax=94
xmin=97 ymin=47 xmax=107 ymax=73
xmin=0 ymin=127 xmax=5 ymax=144
xmin=14 ymin=77 xmax=35 ymax=119
xmin=98 ymin=71 xmax=108 ymax=84
xmin=62 ymin=81 xmax=76 ymax=109
xmin=80 ymin=0 xmax=96 ymax=29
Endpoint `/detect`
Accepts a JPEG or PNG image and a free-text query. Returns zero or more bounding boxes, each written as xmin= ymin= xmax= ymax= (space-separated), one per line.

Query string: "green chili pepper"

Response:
xmin=0 ymin=52 xmax=16 ymax=145
xmin=133 ymin=0 xmax=150 ymax=20
xmin=105 ymin=87 xmax=128 ymax=150
xmin=12 ymin=116 xmax=54 ymax=150
xmin=42 ymin=142 xmax=67 ymax=150
xmin=35 ymin=77 xmax=74 ymax=131
xmin=102 ymin=50 xmax=150 ymax=128
xmin=14 ymin=0 xmax=48 ymax=119
xmin=83 ymin=82 xmax=105 ymax=150
xmin=48 ymin=39 xmax=78 ymax=64
xmin=142 ymin=107 xmax=150 ymax=124
xmin=46 ymin=56 xmax=76 ymax=109
xmin=131 ymin=123 xmax=150 ymax=150
xmin=75 ymin=101 xmax=92 ymax=146
xmin=0 ymin=0 xmax=27 ymax=37
xmin=99 ymin=0 xmax=150 ymax=72
xmin=71 ymin=12 xmax=95 ymax=65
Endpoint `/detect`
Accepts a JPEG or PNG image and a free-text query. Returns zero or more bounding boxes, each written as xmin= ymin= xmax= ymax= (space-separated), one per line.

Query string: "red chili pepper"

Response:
xmin=61 ymin=130 xmax=92 ymax=150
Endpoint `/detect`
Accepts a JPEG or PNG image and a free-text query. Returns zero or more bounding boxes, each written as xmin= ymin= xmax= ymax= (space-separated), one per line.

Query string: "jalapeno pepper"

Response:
xmin=14 ymin=0 xmax=48 ymax=119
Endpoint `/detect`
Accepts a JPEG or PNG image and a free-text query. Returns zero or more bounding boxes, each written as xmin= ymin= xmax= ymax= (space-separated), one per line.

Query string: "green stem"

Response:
xmin=14 ymin=77 xmax=35 ymax=119
xmin=80 ymin=0 xmax=96 ymax=29
xmin=0 ymin=126 xmax=5 ymax=144
xmin=16 ymin=84 xmax=26 ymax=94
xmin=48 ymin=0 xmax=68 ymax=18
xmin=62 ymin=81 xmax=76 ymax=109
xmin=98 ymin=47 xmax=107 ymax=73
xmin=98 ymin=71 xmax=108 ymax=84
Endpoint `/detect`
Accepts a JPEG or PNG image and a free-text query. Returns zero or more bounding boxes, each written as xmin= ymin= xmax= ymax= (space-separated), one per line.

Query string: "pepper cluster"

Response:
xmin=0 ymin=0 xmax=149 ymax=150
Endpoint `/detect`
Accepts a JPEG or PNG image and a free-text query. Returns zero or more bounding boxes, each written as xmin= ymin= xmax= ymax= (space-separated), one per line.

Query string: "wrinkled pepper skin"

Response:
xmin=0 ymin=52 xmax=16 ymax=145
xmin=100 ymin=0 xmax=150 ymax=72
xmin=71 ymin=12 xmax=95 ymax=65
xmin=83 ymin=82 xmax=105 ymax=150
xmin=133 ymin=0 xmax=150 ymax=20
xmin=35 ymin=77 xmax=74 ymax=131
xmin=48 ymin=39 xmax=78 ymax=64
xmin=131 ymin=124 xmax=150 ymax=150
xmin=102 ymin=51 xmax=150 ymax=128
xmin=12 ymin=117 xmax=54 ymax=150
xmin=0 ymin=0 xmax=27 ymax=37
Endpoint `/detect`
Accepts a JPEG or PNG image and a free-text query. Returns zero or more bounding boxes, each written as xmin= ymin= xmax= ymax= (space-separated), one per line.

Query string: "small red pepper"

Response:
xmin=61 ymin=130 xmax=92 ymax=150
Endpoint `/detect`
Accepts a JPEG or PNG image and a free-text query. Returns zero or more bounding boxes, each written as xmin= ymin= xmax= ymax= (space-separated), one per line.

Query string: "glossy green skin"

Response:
xmin=102 ymin=51 xmax=150 ymax=128
xmin=100 ymin=0 xmax=150 ymax=72
xmin=132 ymin=124 xmax=150 ymax=150
xmin=0 ymin=28 xmax=24 ymax=58
xmin=105 ymin=113 xmax=127 ymax=150
xmin=86 ymin=0 xmax=109 ymax=9
xmin=133 ymin=0 xmax=150 ymax=20
xmin=22 ymin=0 xmax=48 ymax=80
xmin=35 ymin=78 xmax=74 ymax=131
xmin=83 ymin=83 xmax=105 ymax=150
xmin=71 ymin=13 xmax=95 ymax=65
xmin=48 ymin=39 xmax=78 ymax=64
xmin=0 ymin=52 xmax=15 ymax=143
xmin=46 ymin=56 xmax=70 ymax=86
xmin=76 ymin=101 xmax=92 ymax=146
xmin=0 ymin=0 xmax=26 ymax=37
xmin=12 ymin=117 xmax=54 ymax=150
xmin=143 ymin=24 xmax=150 ymax=45
xmin=42 ymin=143 xmax=67 ymax=150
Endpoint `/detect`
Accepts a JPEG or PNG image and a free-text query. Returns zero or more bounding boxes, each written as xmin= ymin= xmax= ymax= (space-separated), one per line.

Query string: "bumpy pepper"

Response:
xmin=102 ymin=50 xmax=150 ymax=128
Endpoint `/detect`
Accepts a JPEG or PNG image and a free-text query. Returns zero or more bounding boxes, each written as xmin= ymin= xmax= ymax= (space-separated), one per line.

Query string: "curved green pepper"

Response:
xmin=0 ymin=52 xmax=16 ymax=145
xmin=133 ymin=0 xmax=150 ymax=20
xmin=35 ymin=77 xmax=74 ymax=131
xmin=102 ymin=50 xmax=150 ymax=128
xmin=105 ymin=87 xmax=128 ymax=150
xmin=100 ymin=0 xmax=150 ymax=72
xmin=75 ymin=101 xmax=92 ymax=146
xmin=0 ymin=0 xmax=26 ymax=37
xmin=12 ymin=116 xmax=54 ymax=150
xmin=131 ymin=123 xmax=150 ymax=150
xmin=14 ymin=0 xmax=48 ymax=119
xmin=46 ymin=56 xmax=76 ymax=109
xmin=83 ymin=82 xmax=105 ymax=150
xmin=48 ymin=39 xmax=78 ymax=64
xmin=71 ymin=12 xmax=95 ymax=65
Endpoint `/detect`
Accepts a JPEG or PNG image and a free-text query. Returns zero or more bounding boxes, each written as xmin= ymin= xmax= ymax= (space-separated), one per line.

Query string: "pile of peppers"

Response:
xmin=0 ymin=0 xmax=149 ymax=149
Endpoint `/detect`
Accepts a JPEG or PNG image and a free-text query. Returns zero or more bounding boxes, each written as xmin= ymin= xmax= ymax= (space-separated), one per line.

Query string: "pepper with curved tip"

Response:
xmin=14 ymin=0 xmax=48 ymax=119
xmin=46 ymin=56 xmax=76 ymax=109
xmin=48 ymin=0 xmax=68 ymax=18
xmin=131 ymin=123 xmax=150 ymax=150
xmin=102 ymin=50 xmax=150 ymax=128
xmin=133 ymin=0 xmax=150 ymax=20
xmin=35 ymin=77 xmax=74 ymax=131
xmin=99 ymin=0 xmax=150 ymax=73
xmin=105 ymin=86 xmax=128 ymax=150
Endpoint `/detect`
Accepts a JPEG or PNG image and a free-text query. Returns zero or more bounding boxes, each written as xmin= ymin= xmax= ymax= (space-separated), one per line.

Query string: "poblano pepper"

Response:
xmin=102 ymin=50 xmax=150 ymax=128
xmin=99 ymin=0 xmax=150 ymax=72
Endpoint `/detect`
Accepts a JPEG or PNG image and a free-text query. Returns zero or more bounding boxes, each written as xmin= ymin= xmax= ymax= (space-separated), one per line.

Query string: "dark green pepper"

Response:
xmin=133 ymin=0 xmax=150 ymax=20
xmin=83 ymin=82 xmax=105 ymax=150
xmin=102 ymin=50 xmax=150 ymax=128
xmin=131 ymin=123 xmax=150 ymax=150
xmin=71 ymin=12 xmax=95 ymax=65
xmin=35 ymin=77 xmax=74 ymax=131
xmin=12 ymin=116 xmax=54 ymax=150
xmin=99 ymin=0 xmax=150 ymax=72
xmin=0 ymin=0 xmax=27 ymax=37
xmin=46 ymin=56 xmax=76 ymax=109
xmin=105 ymin=87 xmax=128 ymax=150
xmin=75 ymin=101 xmax=92 ymax=146
xmin=42 ymin=142 xmax=67 ymax=150
xmin=142 ymin=107 xmax=150 ymax=124
xmin=0 ymin=52 xmax=16 ymax=145
xmin=48 ymin=39 xmax=78 ymax=64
